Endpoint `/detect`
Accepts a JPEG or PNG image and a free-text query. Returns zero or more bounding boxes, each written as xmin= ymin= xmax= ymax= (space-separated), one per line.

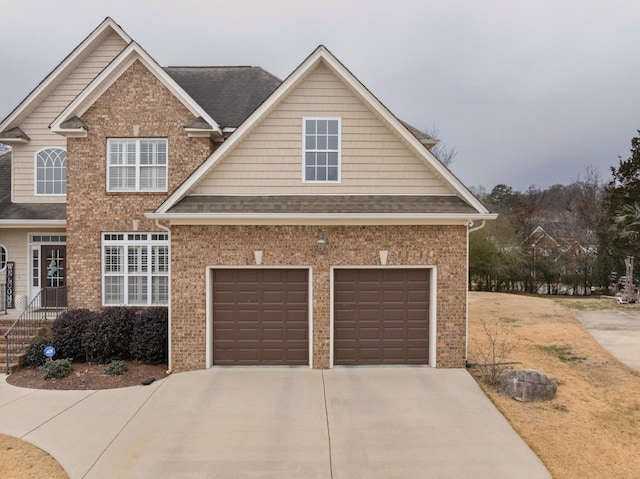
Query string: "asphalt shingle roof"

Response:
xmin=168 ymin=195 xmax=477 ymax=215
xmin=164 ymin=66 xmax=282 ymax=128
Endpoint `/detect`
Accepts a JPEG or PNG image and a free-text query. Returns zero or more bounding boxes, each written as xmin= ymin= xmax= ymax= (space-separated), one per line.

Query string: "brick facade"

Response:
xmin=66 ymin=61 xmax=214 ymax=310
xmin=170 ymin=224 xmax=468 ymax=371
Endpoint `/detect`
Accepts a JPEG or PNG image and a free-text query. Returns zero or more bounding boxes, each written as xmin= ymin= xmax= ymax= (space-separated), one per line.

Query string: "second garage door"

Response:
xmin=334 ymin=268 xmax=429 ymax=365
xmin=213 ymin=269 xmax=309 ymax=365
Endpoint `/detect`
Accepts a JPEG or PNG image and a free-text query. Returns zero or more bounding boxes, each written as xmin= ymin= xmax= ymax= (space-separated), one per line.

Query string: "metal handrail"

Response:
xmin=3 ymin=286 xmax=67 ymax=373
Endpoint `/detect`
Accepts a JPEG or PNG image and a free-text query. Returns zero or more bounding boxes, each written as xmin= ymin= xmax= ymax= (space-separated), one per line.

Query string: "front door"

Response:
xmin=41 ymin=245 xmax=67 ymax=308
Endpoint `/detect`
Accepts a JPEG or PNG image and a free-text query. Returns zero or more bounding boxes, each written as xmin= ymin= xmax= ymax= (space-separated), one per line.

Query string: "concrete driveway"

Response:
xmin=575 ymin=310 xmax=640 ymax=371
xmin=0 ymin=367 xmax=551 ymax=479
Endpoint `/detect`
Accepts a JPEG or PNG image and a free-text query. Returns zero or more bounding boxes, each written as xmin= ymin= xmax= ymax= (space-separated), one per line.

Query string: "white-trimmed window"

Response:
xmin=35 ymin=147 xmax=67 ymax=195
xmin=102 ymin=233 xmax=169 ymax=306
xmin=0 ymin=244 xmax=7 ymax=272
xmin=107 ymin=139 xmax=168 ymax=192
xmin=303 ymin=118 xmax=341 ymax=182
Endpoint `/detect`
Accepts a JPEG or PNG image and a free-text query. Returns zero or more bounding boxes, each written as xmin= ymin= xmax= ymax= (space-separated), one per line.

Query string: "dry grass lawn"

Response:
xmin=0 ymin=434 xmax=67 ymax=478
xmin=469 ymin=292 xmax=640 ymax=479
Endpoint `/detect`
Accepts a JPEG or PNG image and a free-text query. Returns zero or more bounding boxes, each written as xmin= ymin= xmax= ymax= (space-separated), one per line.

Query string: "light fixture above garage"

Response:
xmin=317 ymin=231 xmax=326 ymax=252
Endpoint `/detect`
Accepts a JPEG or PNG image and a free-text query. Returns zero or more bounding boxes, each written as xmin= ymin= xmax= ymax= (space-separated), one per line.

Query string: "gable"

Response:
xmin=191 ymin=63 xmax=455 ymax=196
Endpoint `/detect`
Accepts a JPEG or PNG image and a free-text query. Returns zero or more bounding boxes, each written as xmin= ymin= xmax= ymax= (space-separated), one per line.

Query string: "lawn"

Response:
xmin=468 ymin=292 xmax=640 ymax=479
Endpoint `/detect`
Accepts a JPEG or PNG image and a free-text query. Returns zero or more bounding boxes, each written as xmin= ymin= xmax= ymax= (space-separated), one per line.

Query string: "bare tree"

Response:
xmin=425 ymin=125 xmax=457 ymax=167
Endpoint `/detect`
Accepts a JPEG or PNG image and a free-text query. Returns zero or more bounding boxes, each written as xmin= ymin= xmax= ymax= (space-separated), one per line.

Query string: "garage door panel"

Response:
xmin=334 ymin=269 xmax=429 ymax=365
xmin=213 ymin=269 xmax=309 ymax=366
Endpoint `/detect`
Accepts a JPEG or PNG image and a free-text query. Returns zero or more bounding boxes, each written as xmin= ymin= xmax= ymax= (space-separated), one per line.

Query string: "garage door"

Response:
xmin=334 ymin=269 xmax=429 ymax=365
xmin=213 ymin=269 xmax=309 ymax=365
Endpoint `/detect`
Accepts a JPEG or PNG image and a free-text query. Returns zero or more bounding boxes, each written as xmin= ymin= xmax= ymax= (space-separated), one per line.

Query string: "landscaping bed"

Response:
xmin=6 ymin=360 xmax=168 ymax=390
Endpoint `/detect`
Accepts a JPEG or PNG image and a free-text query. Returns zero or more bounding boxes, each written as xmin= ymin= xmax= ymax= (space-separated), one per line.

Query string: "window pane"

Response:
xmin=128 ymin=246 xmax=148 ymax=273
xmin=128 ymin=276 xmax=148 ymax=305
xmin=104 ymin=276 xmax=123 ymax=305
xmin=152 ymin=276 xmax=168 ymax=305
xmin=305 ymin=119 xmax=316 ymax=134
xmin=305 ymin=135 xmax=316 ymax=149
xmin=152 ymin=246 xmax=169 ymax=274
xmin=317 ymin=120 xmax=327 ymax=134
xmin=328 ymin=152 xmax=338 ymax=166
xmin=317 ymin=136 xmax=327 ymax=149
xmin=328 ymin=120 xmax=338 ymax=135
xmin=305 ymin=167 xmax=316 ymax=181
xmin=328 ymin=135 xmax=338 ymax=150
xmin=317 ymin=152 xmax=327 ymax=166
xmin=105 ymin=246 xmax=123 ymax=273
xmin=317 ymin=167 xmax=327 ymax=181
xmin=328 ymin=166 xmax=338 ymax=181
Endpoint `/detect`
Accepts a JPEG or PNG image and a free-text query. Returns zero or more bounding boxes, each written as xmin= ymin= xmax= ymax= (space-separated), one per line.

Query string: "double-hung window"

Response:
xmin=107 ymin=139 xmax=167 ymax=192
xmin=303 ymin=118 xmax=341 ymax=182
xmin=102 ymin=233 xmax=169 ymax=306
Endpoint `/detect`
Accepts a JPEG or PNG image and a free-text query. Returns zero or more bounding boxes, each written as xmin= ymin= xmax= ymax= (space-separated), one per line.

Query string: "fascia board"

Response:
xmin=146 ymin=212 xmax=498 ymax=223
xmin=50 ymin=42 xmax=222 ymax=135
xmin=0 ymin=17 xmax=131 ymax=133
xmin=0 ymin=220 xmax=66 ymax=227
xmin=0 ymin=137 xmax=29 ymax=144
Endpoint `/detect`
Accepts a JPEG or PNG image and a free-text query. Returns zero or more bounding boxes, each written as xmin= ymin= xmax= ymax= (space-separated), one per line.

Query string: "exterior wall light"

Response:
xmin=317 ymin=231 xmax=326 ymax=252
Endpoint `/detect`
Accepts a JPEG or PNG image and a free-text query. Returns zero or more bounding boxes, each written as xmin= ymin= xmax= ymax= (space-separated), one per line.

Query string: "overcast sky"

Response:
xmin=1 ymin=0 xmax=639 ymax=192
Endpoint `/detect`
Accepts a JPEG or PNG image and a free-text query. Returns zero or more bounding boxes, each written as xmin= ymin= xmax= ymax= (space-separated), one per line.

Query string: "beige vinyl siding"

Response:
xmin=12 ymin=32 xmax=127 ymax=203
xmin=0 ymin=229 xmax=30 ymax=302
xmin=192 ymin=63 xmax=455 ymax=196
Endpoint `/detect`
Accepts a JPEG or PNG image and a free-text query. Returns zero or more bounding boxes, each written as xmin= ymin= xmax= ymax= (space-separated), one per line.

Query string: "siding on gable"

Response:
xmin=192 ymin=63 xmax=455 ymax=196
xmin=12 ymin=32 xmax=128 ymax=203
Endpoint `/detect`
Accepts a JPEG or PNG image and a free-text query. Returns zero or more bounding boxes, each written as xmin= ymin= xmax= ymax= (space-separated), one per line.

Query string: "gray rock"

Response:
xmin=500 ymin=369 xmax=557 ymax=402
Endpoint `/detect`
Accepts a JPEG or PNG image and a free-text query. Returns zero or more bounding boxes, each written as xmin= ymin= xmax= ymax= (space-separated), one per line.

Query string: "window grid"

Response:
xmin=303 ymin=118 xmax=341 ymax=182
xmin=35 ymin=148 xmax=67 ymax=195
xmin=102 ymin=233 xmax=169 ymax=306
xmin=107 ymin=139 xmax=167 ymax=192
xmin=0 ymin=245 xmax=7 ymax=272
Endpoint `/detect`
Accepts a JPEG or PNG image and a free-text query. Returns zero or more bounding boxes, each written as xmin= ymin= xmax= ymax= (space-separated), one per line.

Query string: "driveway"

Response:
xmin=0 ymin=367 xmax=551 ymax=479
xmin=575 ymin=310 xmax=640 ymax=371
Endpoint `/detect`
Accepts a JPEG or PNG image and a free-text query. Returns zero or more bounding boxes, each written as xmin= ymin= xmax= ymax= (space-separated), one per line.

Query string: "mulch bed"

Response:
xmin=6 ymin=361 xmax=168 ymax=390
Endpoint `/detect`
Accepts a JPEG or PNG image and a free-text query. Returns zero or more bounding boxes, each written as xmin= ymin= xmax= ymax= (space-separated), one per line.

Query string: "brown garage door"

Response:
xmin=334 ymin=269 xmax=429 ymax=365
xmin=213 ymin=269 xmax=309 ymax=365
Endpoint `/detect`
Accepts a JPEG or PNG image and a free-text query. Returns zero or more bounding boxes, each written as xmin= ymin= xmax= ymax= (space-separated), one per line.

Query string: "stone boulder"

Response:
xmin=500 ymin=369 xmax=557 ymax=402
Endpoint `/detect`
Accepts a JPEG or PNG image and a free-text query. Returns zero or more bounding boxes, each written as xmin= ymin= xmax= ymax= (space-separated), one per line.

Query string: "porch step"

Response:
xmin=1 ymin=319 xmax=51 ymax=374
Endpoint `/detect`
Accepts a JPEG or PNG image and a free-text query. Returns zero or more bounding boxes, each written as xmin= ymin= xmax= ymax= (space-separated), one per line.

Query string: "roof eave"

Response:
xmin=0 ymin=219 xmax=66 ymax=227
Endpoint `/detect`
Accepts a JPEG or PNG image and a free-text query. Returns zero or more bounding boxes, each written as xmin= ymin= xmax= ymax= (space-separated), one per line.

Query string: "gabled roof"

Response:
xmin=50 ymin=42 xmax=222 ymax=137
xmin=0 ymin=17 xmax=131 ymax=136
xmin=151 ymin=45 xmax=494 ymax=220
xmin=164 ymin=67 xmax=282 ymax=129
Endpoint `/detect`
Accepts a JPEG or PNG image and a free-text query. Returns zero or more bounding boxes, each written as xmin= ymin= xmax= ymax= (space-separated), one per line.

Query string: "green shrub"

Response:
xmin=103 ymin=359 xmax=128 ymax=376
xmin=83 ymin=307 xmax=136 ymax=363
xmin=42 ymin=358 xmax=73 ymax=380
xmin=52 ymin=309 xmax=97 ymax=361
xmin=130 ymin=308 xmax=168 ymax=364
xmin=25 ymin=337 xmax=51 ymax=367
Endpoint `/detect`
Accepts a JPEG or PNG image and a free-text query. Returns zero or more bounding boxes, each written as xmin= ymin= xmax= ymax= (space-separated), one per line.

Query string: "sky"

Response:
xmin=1 ymin=0 xmax=639 ymax=193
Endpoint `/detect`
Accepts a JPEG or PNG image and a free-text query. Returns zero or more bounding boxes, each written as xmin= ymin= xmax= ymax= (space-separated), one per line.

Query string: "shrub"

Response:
xmin=468 ymin=316 xmax=519 ymax=387
xmin=83 ymin=307 xmax=136 ymax=363
xmin=103 ymin=359 xmax=128 ymax=376
xmin=25 ymin=337 xmax=51 ymax=367
xmin=52 ymin=309 xmax=97 ymax=361
xmin=42 ymin=358 xmax=72 ymax=380
xmin=130 ymin=308 xmax=168 ymax=364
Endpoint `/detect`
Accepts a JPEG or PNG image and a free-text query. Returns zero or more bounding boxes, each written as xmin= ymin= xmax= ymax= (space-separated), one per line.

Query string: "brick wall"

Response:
xmin=170 ymin=224 xmax=468 ymax=371
xmin=66 ymin=60 xmax=214 ymax=310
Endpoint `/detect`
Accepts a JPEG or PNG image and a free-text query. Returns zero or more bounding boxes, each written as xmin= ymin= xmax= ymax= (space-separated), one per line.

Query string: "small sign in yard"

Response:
xmin=43 ymin=346 xmax=56 ymax=358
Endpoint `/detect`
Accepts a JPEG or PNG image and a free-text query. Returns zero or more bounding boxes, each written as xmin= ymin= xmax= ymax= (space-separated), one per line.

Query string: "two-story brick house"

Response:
xmin=0 ymin=18 xmax=495 ymax=371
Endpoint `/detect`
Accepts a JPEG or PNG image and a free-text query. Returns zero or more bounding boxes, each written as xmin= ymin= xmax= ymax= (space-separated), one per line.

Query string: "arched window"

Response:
xmin=0 ymin=245 xmax=7 ymax=272
xmin=35 ymin=147 xmax=67 ymax=195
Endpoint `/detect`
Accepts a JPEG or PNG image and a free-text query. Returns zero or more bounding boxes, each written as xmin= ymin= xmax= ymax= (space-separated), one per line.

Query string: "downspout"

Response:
xmin=155 ymin=219 xmax=172 ymax=374
xmin=465 ymin=220 xmax=487 ymax=364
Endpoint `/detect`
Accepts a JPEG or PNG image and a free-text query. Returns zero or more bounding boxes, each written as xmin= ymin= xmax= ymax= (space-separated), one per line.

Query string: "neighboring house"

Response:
xmin=524 ymin=222 xmax=597 ymax=294
xmin=0 ymin=18 xmax=496 ymax=371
